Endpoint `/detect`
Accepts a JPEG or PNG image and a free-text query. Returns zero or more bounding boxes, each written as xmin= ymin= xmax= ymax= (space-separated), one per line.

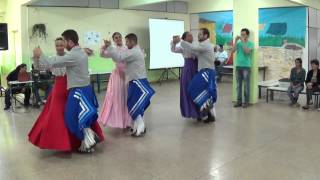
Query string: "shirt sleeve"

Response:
xmin=170 ymin=42 xmax=183 ymax=54
xmin=180 ymin=41 xmax=210 ymax=53
xmin=301 ymin=69 xmax=306 ymax=84
xmin=289 ymin=69 xmax=294 ymax=82
xmin=248 ymin=42 xmax=254 ymax=49
xmin=222 ymin=51 xmax=228 ymax=59
xmin=39 ymin=53 xmax=77 ymax=68
xmin=106 ymin=46 xmax=136 ymax=62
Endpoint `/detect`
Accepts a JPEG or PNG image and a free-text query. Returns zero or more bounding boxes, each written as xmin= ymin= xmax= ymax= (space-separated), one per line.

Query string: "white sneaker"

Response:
xmin=131 ymin=120 xmax=138 ymax=135
xmin=210 ymin=106 xmax=216 ymax=118
xmin=83 ymin=128 xmax=97 ymax=149
xmin=136 ymin=117 xmax=145 ymax=136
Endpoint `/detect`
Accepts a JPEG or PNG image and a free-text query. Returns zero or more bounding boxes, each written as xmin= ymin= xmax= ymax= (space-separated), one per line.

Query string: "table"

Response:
xmin=222 ymin=65 xmax=268 ymax=81
xmin=90 ymin=71 xmax=111 ymax=93
xmin=258 ymin=80 xmax=279 ymax=98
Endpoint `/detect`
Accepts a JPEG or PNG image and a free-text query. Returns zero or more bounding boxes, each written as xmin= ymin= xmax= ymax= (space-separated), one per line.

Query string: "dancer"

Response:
xmin=98 ymin=32 xmax=132 ymax=129
xmin=32 ymin=30 xmax=104 ymax=153
xmin=179 ymin=28 xmax=217 ymax=123
xmin=171 ymin=32 xmax=206 ymax=120
xmin=104 ymin=33 xmax=155 ymax=137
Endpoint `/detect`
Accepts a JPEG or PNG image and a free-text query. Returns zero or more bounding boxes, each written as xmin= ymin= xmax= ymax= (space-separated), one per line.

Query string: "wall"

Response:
xmin=188 ymin=0 xmax=300 ymax=13
xmin=23 ymin=7 xmax=189 ymax=82
xmin=0 ymin=0 xmax=31 ymax=88
xmin=288 ymin=0 xmax=320 ymax=9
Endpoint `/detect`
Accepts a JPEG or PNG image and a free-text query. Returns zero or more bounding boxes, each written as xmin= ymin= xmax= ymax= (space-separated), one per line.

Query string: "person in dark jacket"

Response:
xmin=302 ymin=59 xmax=320 ymax=109
xmin=287 ymin=58 xmax=306 ymax=106
xmin=4 ymin=64 xmax=31 ymax=110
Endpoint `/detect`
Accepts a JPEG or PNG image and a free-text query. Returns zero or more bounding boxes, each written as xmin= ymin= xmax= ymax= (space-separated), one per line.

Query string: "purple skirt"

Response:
xmin=180 ymin=58 xmax=205 ymax=119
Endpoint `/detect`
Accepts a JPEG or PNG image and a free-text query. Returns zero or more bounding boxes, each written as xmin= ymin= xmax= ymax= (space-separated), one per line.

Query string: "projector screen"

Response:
xmin=149 ymin=19 xmax=185 ymax=69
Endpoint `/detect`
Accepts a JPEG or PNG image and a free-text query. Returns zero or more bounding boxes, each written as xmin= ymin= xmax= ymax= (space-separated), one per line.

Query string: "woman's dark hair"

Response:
xmin=61 ymin=29 xmax=79 ymax=44
xmin=295 ymin=58 xmax=302 ymax=65
xmin=16 ymin=63 xmax=27 ymax=71
xmin=182 ymin=31 xmax=190 ymax=40
xmin=311 ymin=59 xmax=319 ymax=66
xmin=125 ymin=33 xmax=138 ymax=43
xmin=200 ymin=28 xmax=210 ymax=38
xmin=112 ymin=32 xmax=122 ymax=40
xmin=218 ymin=44 xmax=224 ymax=49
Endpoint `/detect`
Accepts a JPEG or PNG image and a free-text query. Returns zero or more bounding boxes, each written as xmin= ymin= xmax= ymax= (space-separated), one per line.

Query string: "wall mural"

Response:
xmin=259 ymin=7 xmax=306 ymax=47
xmin=194 ymin=7 xmax=307 ymax=80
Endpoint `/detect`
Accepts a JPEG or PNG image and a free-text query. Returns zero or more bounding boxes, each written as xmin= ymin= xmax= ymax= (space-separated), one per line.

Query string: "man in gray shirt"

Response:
xmin=33 ymin=29 xmax=104 ymax=153
xmin=105 ymin=33 xmax=155 ymax=137
xmin=177 ymin=28 xmax=217 ymax=123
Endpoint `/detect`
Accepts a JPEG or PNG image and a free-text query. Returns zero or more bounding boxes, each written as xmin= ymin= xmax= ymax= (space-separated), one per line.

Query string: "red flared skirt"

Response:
xmin=28 ymin=76 xmax=104 ymax=151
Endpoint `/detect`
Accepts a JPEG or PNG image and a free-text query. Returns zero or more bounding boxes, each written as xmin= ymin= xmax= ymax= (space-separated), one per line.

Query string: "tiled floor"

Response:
xmin=0 ymin=81 xmax=319 ymax=180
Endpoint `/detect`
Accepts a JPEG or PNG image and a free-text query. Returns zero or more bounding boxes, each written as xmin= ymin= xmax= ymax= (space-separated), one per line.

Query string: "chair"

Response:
xmin=313 ymin=91 xmax=320 ymax=109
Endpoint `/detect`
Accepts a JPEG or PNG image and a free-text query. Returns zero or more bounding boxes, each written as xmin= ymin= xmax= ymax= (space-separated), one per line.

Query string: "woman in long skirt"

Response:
xmin=171 ymin=32 xmax=206 ymax=120
xmin=98 ymin=32 xmax=132 ymax=128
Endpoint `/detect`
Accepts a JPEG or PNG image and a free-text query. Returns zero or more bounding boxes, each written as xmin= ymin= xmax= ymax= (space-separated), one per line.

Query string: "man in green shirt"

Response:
xmin=232 ymin=28 xmax=254 ymax=108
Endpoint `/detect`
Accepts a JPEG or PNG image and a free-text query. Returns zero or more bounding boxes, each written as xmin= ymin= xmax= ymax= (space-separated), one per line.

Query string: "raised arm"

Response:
xmin=100 ymin=45 xmax=111 ymax=58
xmin=170 ymin=41 xmax=183 ymax=54
xmin=180 ymin=41 xmax=209 ymax=53
xmin=231 ymin=36 xmax=241 ymax=54
xmin=33 ymin=47 xmax=77 ymax=68
xmin=106 ymin=46 xmax=135 ymax=63
xmin=39 ymin=53 xmax=77 ymax=68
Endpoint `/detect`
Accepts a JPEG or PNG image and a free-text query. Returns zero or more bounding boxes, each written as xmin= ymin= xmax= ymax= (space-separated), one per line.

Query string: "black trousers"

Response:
xmin=5 ymin=86 xmax=31 ymax=107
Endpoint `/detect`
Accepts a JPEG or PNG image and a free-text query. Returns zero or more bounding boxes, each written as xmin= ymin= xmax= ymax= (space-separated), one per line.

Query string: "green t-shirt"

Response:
xmin=236 ymin=41 xmax=254 ymax=67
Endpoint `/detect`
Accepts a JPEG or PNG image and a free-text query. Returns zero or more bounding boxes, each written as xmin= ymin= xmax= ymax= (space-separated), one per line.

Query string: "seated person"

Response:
xmin=303 ymin=59 xmax=320 ymax=109
xmin=287 ymin=58 xmax=306 ymax=106
xmin=215 ymin=44 xmax=228 ymax=82
xmin=31 ymin=64 xmax=53 ymax=106
xmin=4 ymin=64 xmax=31 ymax=110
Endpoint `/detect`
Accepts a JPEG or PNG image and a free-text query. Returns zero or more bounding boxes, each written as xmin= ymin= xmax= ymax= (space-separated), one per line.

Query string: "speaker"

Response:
xmin=0 ymin=23 xmax=8 ymax=50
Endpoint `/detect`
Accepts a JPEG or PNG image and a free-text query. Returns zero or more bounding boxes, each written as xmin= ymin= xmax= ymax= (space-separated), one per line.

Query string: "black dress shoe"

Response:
xmin=242 ymin=103 xmax=249 ymax=108
xmin=234 ymin=103 xmax=242 ymax=108
xmin=203 ymin=113 xmax=215 ymax=123
xmin=3 ymin=106 xmax=10 ymax=111
xmin=33 ymin=104 xmax=40 ymax=108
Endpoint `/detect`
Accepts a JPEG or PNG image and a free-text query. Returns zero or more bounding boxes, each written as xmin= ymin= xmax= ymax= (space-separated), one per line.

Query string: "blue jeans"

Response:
xmin=287 ymin=85 xmax=304 ymax=103
xmin=216 ymin=64 xmax=223 ymax=82
xmin=236 ymin=67 xmax=251 ymax=104
xmin=33 ymin=84 xmax=52 ymax=103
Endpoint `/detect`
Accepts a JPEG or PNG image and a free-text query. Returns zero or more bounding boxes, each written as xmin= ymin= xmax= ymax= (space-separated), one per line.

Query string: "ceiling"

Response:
xmin=26 ymin=0 xmax=190 ymax=13
xmin=25 ymin=0 xmax=320 ymax=11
